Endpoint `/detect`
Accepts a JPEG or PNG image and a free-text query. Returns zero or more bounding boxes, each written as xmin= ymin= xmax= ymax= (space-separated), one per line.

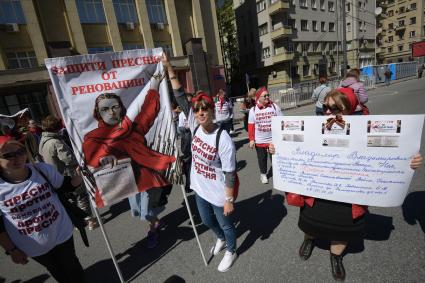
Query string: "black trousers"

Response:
xmin=32 ymin=236 xmax=86 ymax=283
xmin=255 ymin=146 xmax=272 ymax=174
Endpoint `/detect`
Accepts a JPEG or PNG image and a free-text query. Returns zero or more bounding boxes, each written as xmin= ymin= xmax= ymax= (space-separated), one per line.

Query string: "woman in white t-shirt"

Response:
xmin=161 ymin=53 xmax=238 ymax=272
xmin=0 ymin=136 xmax=86 ymax=282
xmin=248 ymin=87 xmax=282 ymax=184
xmin=214 ymin=89 xmax=233 ymax=133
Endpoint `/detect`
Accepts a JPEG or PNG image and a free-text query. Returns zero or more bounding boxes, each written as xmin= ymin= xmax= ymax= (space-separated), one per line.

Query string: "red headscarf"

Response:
xmin=336 ymin=87 xmax=359 ymax=115
xmin=192 ymin=92 xmax=215 ymax=109
xmin=255 ymin=87 xmax=272 ymax=109
xmin=0 ymin=136 xmax=23 ymax=151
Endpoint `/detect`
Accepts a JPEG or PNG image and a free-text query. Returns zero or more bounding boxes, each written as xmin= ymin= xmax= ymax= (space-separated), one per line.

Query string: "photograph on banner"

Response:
xmin=272 ymin=115 xmax=424 ymax=207
xmin=45 ymin=48 xmax=177 ymax=208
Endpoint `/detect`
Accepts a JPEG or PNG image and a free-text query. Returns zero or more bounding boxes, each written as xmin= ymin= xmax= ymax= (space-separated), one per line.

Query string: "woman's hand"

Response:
xmin=410 ymin=153 xmax=423 ymax=170
xmin=99 ymin=155 xmax=118 ymax=168
xmin=249 ymin=140 xmax=255 ymax=149
xmin=10 ymin=249 xmax=28 ymax=265
xmin=268 ymin=143 xmax=276 ymax=155
xmin=160 ymin=53 xmax=171 ymax=69
xmin=223 ymin=202 xmax=234 ymax=216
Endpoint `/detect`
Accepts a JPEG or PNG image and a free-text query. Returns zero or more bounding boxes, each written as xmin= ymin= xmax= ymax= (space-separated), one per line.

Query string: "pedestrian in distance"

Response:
xmin=214 ymin=89 xmax=234 ymax=134
xmin=0 ymin=136 xmax=86 ymax=283
xmin=417 ymin=64 xmax=424 ymax=79
xmin=39 ymin=116 xmax=99 ymax=231
xmin=241 ymin=88 xmax=256 ymax=132
xmin=177 ymin=93 xmax=193 ymax=193
xmin=269 ymin=89 xmax=423 ymax=281
xmin=311 ymin=76 xmax=332 ymax=115
xmin=384 ymin=68 xmax=392 ymax=86
xmin=162 ymin=53 xmax=239 ymax=272
xmin=248 ymin=87 xmax=282 ymax=184
xmin=340 ymin=69 xmax=368 ymax=115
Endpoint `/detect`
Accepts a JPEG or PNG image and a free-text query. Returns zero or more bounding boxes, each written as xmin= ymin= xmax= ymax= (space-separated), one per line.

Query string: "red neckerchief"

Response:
xmin=218 ymin=96 xmax=226 ymax=110
xmin=256 ymin=101 xmax=272 ymax=110
xmin=325 ymin=115 xmax=345 ymax=130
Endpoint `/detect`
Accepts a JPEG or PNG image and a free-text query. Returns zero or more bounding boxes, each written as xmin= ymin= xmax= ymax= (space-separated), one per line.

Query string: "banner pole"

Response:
xmin=180 ymin=185 xmax=208 ymax=266
xmin=92 ymin=207 xmax=126 ymax=283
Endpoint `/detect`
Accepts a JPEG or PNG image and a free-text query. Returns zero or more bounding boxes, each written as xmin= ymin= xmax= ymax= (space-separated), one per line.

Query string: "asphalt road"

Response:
xmin=1 ymin=78 xmax=425 ymax=283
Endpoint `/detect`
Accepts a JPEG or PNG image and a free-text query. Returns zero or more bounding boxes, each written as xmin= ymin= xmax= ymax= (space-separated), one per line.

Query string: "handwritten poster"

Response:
xmin=272 ymin=115 xmax=424 ymax=207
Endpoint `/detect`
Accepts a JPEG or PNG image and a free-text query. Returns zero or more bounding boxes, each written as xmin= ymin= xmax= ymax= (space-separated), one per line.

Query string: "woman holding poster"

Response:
xmin=162 ymin=54 xmax=238 ymax=272
xmin=0 ymin=136 xmax=86 ymax=283
xmin=270 ymin=89 xmax=423 ymax=281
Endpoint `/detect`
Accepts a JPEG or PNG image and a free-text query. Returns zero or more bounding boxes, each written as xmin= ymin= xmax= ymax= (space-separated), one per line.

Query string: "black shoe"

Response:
xmin=298 ymin=239 xmax=315 ymax=260
xmin=330 ymin=253 xmax=346 ymax=281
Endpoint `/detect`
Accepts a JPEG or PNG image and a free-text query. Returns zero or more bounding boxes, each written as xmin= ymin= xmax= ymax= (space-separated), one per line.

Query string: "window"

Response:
xmin=262 ymin=47 xmax=270 ymax=59
xmin=113 ymin=0 xmax=139 ymax=23
xmin=302 ymin=65 xmax=310 ymax=76
xmin=288 ymin=19 xmax=296 ymax=29
xmin=399 ymin=7 xmax=405 ymax=14
xmin=0 ymin=93 xmax=49 ymax=121
xmin=311 ymin=0 xmax=317 ymax=9
xmin=398 ymin=20 xmax=404 ymax=27
xmin=410 ymin=3 xmax=417 ymax=10
xmin=346 ymin=3 xmax=350 ymax=12
xmin=301 ymin=20 xmax=308 ymax=31
xmin=0 ymin=0 xmax=25 ymax=24
xmin=398 ymin=45 xmax=403 ymax=52
xmin=320 ymin=0 xmax=325 ymax=10
xmin=388 ymin=23 xmax=393 ymax=29
xmin=398 ymin=33 xmax=404 ymax=40
xmin=321 ymin=42 xmax=327 ymax=50
xmin=154 ymin=42 xmax=173 ymax=56
xmin=88 ymin=46 xmax=113 ymax=54
xmin=76 ymin=0 xmax=106 ymax=23
xmin=387 ymin=10 xmax=394 ymax=17
xmin=6 ymin=51 xmax=37 ymax=69
xmin=388 ymin=36 xmax=393 ymax=42
xmin=312 ymin=20 xmax=318 ymax=31
xmin=321 ymin=21 xmax=326 ymax=31
xmin=301 ymin=42 xmax=309 ymax=52
xmin=146 ymin=0 xmax=167 ymax=24
xmin=329 ymin=42 xmax=336 ymax=51
xmin=329 ymin=22 xmax=335 ymax=32
xmin=410 ymin=17 xmax=416 ymax=25
xmin=328 ymin=1 xmax=334 ymax=12
xmin=347 ymin=22 xmax=351 ymax=32
xmin=123 ymin=43 xmax=144 ymax=50
xmin=299 ymin=0 xmax=307 ymax=8
xmin=259 ymin=23 xmax=268 ymax=36
xmin=256 ymin=0 xmax=266 ymax=12
xmin=387 ymin=47 xmax=392 ymax=53
xmin=409 ymin=30 xmax=415 ymax=38
xmin=313 ymin=42 xmax=319 ymax=52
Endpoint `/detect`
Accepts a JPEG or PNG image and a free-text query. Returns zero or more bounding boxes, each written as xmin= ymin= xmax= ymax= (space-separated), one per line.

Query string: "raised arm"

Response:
xmin=160 ymin=53 xmax=191 ymax=117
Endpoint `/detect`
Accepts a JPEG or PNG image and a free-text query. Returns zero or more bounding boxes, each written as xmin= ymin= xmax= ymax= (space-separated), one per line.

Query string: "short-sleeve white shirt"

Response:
xmin=248 ymin=103 xmax=282 ymax=144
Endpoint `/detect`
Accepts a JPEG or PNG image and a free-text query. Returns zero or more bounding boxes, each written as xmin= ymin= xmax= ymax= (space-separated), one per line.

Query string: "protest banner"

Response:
xmin=45 ymin=48 xmax=178 ymax=208
xmin=272 ymin=115 xmax=424 ymax=207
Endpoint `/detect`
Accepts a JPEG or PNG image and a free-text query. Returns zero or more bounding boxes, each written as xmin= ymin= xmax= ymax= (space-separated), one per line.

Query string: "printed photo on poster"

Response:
xmin=367 ymin=120 xmax=401 ymax=134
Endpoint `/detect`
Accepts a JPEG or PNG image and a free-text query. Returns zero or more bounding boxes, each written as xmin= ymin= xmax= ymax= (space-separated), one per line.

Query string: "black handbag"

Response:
xmin=33 ymin=165 xmax=90 ymax=247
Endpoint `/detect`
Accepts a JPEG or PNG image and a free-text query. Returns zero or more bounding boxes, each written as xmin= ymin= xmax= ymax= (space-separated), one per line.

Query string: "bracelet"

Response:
xmin=225 ymin=196 xmax=234 ymax=203
xmin=5 ymin=246 xmax=17 ymax=255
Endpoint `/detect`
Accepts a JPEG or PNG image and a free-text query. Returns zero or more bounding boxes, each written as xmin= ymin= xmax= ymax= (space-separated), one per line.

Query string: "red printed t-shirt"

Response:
xmin=0 ymin=163 xmax=73 ymax=257
xmin=248 ymin=103 xmax=282 ymax=144
xmin=187 ymin=109 xmax=236 ymax=207
xmin=214 ymin=100 xmax=233 ymax=122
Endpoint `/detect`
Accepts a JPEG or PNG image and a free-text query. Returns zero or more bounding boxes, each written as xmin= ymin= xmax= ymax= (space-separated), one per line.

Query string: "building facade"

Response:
xmin=234 ymin=0 xmax=376 ymax=90
xmin=376 ymin=0 xmax=425 ymax=64
xmin=0 ymin=0 xmax=224 ymax=120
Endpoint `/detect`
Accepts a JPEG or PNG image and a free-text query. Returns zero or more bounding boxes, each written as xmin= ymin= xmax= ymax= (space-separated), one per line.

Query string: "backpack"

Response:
xmin=193 ymin=125 xmax=240 ymax=200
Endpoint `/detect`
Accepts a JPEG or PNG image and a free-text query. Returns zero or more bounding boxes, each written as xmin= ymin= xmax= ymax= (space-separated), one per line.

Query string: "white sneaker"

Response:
xmin=210 ymin=238 xmax=226 ymax=256
xmin=260 ymin=174 xmax=268 ymax=184
xmin=217 ymin=251 xmax=237 ymax=272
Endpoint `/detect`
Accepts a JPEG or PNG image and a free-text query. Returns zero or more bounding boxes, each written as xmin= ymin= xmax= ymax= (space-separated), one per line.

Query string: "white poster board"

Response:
xmin=272 ymin=115 xmax=424 ymax=207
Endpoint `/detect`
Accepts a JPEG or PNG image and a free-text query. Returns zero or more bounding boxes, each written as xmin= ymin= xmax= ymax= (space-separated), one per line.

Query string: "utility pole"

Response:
xmin=341 ymin=0 xmax=348 ymax=77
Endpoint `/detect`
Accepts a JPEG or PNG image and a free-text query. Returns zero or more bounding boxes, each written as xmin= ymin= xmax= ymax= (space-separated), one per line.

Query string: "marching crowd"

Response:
xmin=0 ymin=53 xmax=424 ymax=282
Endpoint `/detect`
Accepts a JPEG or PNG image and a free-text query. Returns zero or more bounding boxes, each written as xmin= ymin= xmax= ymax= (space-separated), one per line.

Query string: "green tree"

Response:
xmin=216 ymin=0 xmax=240 ymax=85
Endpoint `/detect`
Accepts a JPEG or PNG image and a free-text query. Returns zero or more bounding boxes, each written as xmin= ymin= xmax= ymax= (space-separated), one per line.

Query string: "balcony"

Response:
xmin=271 ymin=25 xmax=293 ymax=40
xmin=272 ymin=51 xmax=294 ymax=63
xmin=395 ymin=25 xmax=406 ymax=31
xmin=269 ymin=0 xmax=290 ymax=16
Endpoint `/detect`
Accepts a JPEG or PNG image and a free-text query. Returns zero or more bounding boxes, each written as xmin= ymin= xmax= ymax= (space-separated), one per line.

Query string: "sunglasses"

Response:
xmin=193 ymin=106 xmax=210 ymax=113
xmin=261 ymin=94 xmax=270 ymax=98
xmin=0 ymin=147 xmax=27 ymax=160
xmin=322 ymin=104 xmax=341 ymax=114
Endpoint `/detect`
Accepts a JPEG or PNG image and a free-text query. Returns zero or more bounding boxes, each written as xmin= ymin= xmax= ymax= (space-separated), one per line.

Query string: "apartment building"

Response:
xmin=234 ymin=0 xmax=377 ymax=89
xmin=376 ymin=0 xmax=425 ymax=64
xmin=345 ymin=0 xmax=375 ymax=68
xmin=0 ymin=0 xmax=224 ymax=120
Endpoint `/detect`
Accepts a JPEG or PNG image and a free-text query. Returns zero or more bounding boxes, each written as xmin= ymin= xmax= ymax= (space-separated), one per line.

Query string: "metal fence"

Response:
xmin=361 ymin=61 xmax=418 ymax=84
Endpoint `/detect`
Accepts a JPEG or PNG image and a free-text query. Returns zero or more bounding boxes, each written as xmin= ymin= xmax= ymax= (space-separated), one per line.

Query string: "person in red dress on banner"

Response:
xmin=82 ymin=89 xmax=176 ymax=206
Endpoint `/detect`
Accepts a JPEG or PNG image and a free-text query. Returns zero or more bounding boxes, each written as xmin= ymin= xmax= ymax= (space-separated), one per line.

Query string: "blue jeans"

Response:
xmin=315 ymin=106 xmax=324 ymax=116
xmin=195 ymin=194 xmax=236 ymax=252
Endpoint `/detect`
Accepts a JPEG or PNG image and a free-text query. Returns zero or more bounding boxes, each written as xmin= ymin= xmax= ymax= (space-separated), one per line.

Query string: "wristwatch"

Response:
xmin=225 ymin=196 xmax=234 ymax=203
